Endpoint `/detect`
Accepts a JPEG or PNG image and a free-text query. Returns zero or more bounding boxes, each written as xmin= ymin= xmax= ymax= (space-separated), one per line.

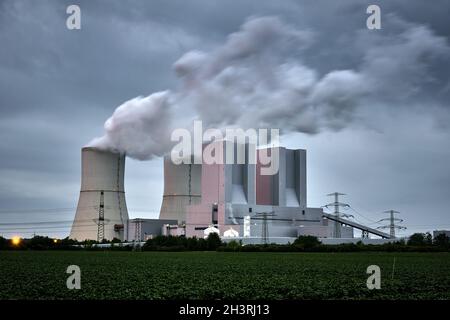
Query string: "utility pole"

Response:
xmin=97 ymin=191 xmax=105 ymax=242
xmin=325 ymin=192 xmax=353 ymax=238
xmin=377 ymin=210 xmax=406 ymax=239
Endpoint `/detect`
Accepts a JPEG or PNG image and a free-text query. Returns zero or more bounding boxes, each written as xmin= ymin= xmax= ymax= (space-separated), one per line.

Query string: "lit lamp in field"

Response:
xmin=11 ymin=236 xmax=21 ymax=246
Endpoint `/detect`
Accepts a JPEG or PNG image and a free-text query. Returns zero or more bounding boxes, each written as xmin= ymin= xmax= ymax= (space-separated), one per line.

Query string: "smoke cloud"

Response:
xmin=89 ymin=16 xmax=449 ymax=160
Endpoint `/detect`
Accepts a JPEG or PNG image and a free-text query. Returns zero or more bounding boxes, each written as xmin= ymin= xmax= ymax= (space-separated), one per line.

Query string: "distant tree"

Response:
xmin=201 ymin=238 xmax=209 ymax=250
xmin=143 ymin=235 xmax=188 ymax=250
xmin=28 ymin=236 xmax=54 ymax=250
xmin=186 ymin=237 xmax=199 ymax=250
xmin=433 ymin=233 xmax=450 ymax=247
xmin=83 ymin=239 xmax=97 ymax=247
xmin=293 ymin=235 xmax=321 ymax=249
xmin=407 ymin=233 xmax=432 ymax=246
xmin=226 ymin=240 xmax=241 ymax=251
xmin=157 ymin=235 xmax=179 ymax=246
xmin=425 ymin=232 xmax=433 ymax=245
xmin=56 ymin=237 xmax=80 ymax=250
xmin=206 ymin=232 xmax=222 ymax=250
xmin=0 ymin=236 xmax=7 ymax=250
xmin=111 ymin=238 xmax=121 ymax=243
xmin=60 ymin=237 xmax=78 ymax=247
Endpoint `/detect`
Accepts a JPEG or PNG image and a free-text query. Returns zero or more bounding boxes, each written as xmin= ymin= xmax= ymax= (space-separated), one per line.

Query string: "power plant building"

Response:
xmin=70 ymin=147 xmax=129 ymax=241
xmin=160 ymin=142 xmax=353 ymax=241
xmin=127 ymin=218 xmax=178 ymax=242
xmin=159 ymin=156 xmax=201 ymax=223
xmin=70 ymin=143 xmax=357 ymax=243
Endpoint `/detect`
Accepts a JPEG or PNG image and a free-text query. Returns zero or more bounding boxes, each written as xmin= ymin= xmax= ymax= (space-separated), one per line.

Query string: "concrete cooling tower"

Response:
xmin=159 ymin=156 xmax=201 ymax=223
xmin=70 ymin=147 xmax=129 ymax=241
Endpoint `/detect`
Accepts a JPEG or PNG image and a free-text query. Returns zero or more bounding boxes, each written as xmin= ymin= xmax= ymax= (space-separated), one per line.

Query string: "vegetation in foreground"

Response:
xmin=1 ymin=232 xmax=449 ymax=252
xmin=0 ymin=251 xmax=449 ymax=300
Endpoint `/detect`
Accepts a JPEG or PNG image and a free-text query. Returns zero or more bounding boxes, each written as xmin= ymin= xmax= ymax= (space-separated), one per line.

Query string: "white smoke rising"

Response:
xmin=89 ymin=91 xmax=174 ymax=159
xmin=89 ymin=16 xmax=449 ymax=160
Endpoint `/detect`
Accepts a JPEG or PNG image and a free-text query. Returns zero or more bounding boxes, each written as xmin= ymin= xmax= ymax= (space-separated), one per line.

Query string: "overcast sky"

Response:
xmin=1 ymin=0 xmax=449 ymax=238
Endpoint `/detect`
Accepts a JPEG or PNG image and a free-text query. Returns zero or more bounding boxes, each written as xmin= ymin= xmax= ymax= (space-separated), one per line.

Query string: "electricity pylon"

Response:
xmin=377 ymin=210 xmax=406 ymax=239
xmin=324 ymin=192 xmax=353 ymax=238
xmin=254 ymin=211 xmax=276 ymax=245
xmin=97 ymin=191 xmax=105 ymax=242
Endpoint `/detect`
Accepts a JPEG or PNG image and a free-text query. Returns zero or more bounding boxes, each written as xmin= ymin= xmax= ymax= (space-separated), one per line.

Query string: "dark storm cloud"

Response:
xmin=0 ymin=0 xmax=449 ymax=237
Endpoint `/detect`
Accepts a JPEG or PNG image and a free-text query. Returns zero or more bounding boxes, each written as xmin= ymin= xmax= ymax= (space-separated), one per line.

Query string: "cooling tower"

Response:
xmin=159 ymin=155 xmax=201 ymax=223
xmin=70 ymin=147 xmax=129 ymax=241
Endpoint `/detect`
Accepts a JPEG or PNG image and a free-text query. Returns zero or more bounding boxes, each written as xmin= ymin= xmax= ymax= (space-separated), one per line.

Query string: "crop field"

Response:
xmin=0 ymin=251 xmax=449 ymax=300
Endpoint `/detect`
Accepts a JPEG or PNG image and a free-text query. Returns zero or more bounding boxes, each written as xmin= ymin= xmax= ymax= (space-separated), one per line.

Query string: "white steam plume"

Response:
xmin=89 ymin=16 xmax=449 ymax=160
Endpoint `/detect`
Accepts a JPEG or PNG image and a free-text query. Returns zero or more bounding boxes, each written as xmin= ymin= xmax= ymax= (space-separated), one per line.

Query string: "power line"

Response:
xmin=0 ymin=230 xmax=72 ymax=235
xmin=0 ymin=207 xmax=76 ymax=213
xmin=0 ymin=225 xmax=93 ymax=231
xmin=0 ymin=218 xmax=123 ymax=226
xmin=405 ymin=224 xmax=450 ymax=227
xmin=0 ymin=220 xmax=78 ymax=226
xmin=0 ymin=206 xmax=161 ymax=215
xmin=348 ymin=206 xmax=379 ymax=224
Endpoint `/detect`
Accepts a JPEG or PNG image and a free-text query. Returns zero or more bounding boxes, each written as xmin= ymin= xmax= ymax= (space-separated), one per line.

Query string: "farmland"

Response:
xmin=0 ymin=251 xmax=449 ymax=300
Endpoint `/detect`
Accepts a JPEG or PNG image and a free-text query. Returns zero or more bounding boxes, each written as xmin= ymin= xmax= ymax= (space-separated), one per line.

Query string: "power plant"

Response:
xmin=70 ymin=147 xmax=128 ymax=241
xmin=166 ymin=142 xmax=355 ymax=242
xmin=70 ymin=143 xmax=394 ymax=243
xmin=159 ymin=156 xmax=202 ymax=223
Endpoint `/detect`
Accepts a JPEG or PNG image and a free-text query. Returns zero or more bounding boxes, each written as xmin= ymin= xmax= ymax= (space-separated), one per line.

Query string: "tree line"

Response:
xmin=0 ymin=232 xmax=449 ymax=252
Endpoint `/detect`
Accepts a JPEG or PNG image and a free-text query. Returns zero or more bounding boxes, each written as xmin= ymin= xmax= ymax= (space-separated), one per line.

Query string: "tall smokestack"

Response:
xmin=159 ymin=156 xmax=201 ymax=223
xmin=70 ymin=147 xmax=129 ymax=241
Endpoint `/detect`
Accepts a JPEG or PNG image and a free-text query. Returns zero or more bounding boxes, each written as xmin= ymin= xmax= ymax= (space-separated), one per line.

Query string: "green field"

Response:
xmin=0 ymin=251 xmax=449 ymax=300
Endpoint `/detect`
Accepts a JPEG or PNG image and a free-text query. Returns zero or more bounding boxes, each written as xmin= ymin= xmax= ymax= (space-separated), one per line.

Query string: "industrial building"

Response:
xmin=70 ymin=147 xmax=128 ymax=241
xmin=127 ymin=218 xmax=178 ymax=242
xmin=160 ymin=142 xmax=353 ymax=242
xmin=433 ymin=230 xmax=450 ymax=239
xmin=70 ymin=143 xmax=393 ymax=243
xmin=159 ymin=156 xmax=202 ymax=222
